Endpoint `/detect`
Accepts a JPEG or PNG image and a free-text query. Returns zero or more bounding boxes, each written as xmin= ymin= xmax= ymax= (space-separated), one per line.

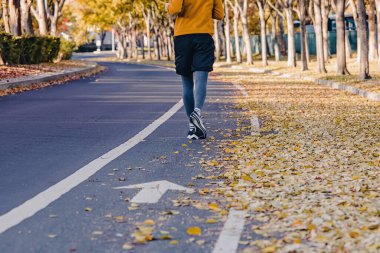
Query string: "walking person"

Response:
xmin=167 ymin=0 xmax=224 ymax=139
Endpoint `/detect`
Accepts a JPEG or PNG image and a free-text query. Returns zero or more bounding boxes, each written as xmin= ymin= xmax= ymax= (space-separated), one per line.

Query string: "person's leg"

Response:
xmin=194 ymin=71 xmax=209 ymax=115
xmin=181 ymin=74 xmax=195 ymax=117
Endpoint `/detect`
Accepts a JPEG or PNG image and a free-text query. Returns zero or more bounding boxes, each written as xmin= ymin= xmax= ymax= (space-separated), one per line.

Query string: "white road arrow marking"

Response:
xmin=114 ymin=180 xmax=194 ymax=203
xmin=212 ymin=209 xmax=247 ymax=253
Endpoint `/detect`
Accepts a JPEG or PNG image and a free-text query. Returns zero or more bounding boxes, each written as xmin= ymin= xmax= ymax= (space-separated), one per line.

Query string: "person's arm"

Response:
xmin=167 ymin=0 xmax=184 ymax=16
xmin=212 ymin=0 xmax=224 ymax=20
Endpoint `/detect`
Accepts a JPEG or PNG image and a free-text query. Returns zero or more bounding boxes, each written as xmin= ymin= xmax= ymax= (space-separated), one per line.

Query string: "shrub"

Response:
xmin=57 ymin=38 xmax=77 ymax=61
xmin=0 ymin=32 xmax=61 ymax=65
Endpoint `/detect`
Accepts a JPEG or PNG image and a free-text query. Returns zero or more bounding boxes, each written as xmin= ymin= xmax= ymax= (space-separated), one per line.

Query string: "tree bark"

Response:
xmin=20 ymin=0 xmax=33 ymax=35
xmin=321 ymin=0 xmax=330 ymax=61
xmin=376 ymin=0 xmax=380 ymax=63
xmin=336 ymin=0 xmax=349 ymax=74
xmin=284 ymin=1 xmax=296 ymax=67
xmin=9 ymin=0 xmax=21 ymax=36
xmin=357 ymin=0 xmax=370 ymax=80
xmin=31 ymin=0 xmax=48 ymax=35
xmin=257 ymin=0 xmax=267 ymax=66
xmin=214 ymin=20 xmax=221 ymax=61
xmin=349 ymin=0 xmax=360 ymax=62
xmin=368 ymin=0 xmax=377 ymax=60
xmin=277 ymin=3 xmax=286 ymax=57
xmin=233 ymin=1 xmax=242 ymax=63
xmin=2 ymin=0 xmax=11 ymax=33
xmin=299 ymin=0 xmax=308 ymax=71
xmin=224 ymin=0 xmax=232 ymax=64
xmin=314 ymin=0 xmax=327 ymax=72
xmin=271 ymin=11 xmax=281 ymax=61
xmin=238 ymin=0 xmax=253 ymax=64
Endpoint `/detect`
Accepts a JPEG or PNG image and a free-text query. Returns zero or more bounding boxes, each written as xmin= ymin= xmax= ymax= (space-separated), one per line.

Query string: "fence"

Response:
xmin=230 ymin=31 xmax=358 ymax=57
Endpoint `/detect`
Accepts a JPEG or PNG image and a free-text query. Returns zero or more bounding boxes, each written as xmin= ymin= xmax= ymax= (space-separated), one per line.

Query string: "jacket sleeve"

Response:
xmin=212 ymin=0 xmax=224 ymax=20
xmin=168 ymin=0 xmax=184 ymax=16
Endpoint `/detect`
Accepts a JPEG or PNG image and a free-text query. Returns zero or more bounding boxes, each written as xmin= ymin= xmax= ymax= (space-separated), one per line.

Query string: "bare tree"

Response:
xmin=224 ymin=0 xmax=232 ymax=64
xmin=236 ymin=0 xmax=253 ymax=64
xmin=335 ymin=0 xmax=349 ymax=74
xmin=314 ymin=0 xmax=327 ymax=72
xmin=368 ymin=0 xmax=378 ymax=60
xmin=376 ymin=0 xmax=380 ymax=63
xmin=9 ymin=0 xmax=21 ymax=35
xmin=321 ymin=0 xmax=330 ymax=61
xmin=20 ymin=0 xmax=33 ymax=34
xmin=31 ymin=0 xmax=49 ymax=35
xmin=46 ymin=0 xmax=66 ymax=36
xmin=284 ymin=0 xmax=296 ymax=67
xmin=232 ymin=0 xmax=242 ymax=63
xmin=214 ymin=20 xmax=221 ymax=61
xmin=270 ymin=9 xmax=281 ymax=61
xmin=141 ymin=4 xmax=152 ymax=60
xmin=348 ymin=0 xmax=360 ymax=62
xmin=357 ymin=0 xmax=370 ymax=80
xmin=299 ymin=0 xmax=308 ymax=71
xmin=2 ymin=0 xmax=11 ymax=33
xmin=257 ymin=0 xmax=268 ymax=66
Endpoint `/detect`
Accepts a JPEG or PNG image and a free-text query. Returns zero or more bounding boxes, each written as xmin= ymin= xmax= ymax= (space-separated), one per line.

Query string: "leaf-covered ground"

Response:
xmin=203 ymin=69 xmax=380 ymax=252
xmin=226 ymin=58 xmax=380 ymax=94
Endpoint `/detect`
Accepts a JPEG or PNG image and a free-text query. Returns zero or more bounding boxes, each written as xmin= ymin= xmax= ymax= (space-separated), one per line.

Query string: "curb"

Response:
xmin=220 ymin=64 xmax=380 ymax=102
xmin=0 ymin=62 xmax=99 ymax=91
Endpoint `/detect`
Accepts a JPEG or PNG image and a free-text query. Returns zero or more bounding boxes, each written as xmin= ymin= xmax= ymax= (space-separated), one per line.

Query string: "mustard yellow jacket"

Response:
xmin=168 ymin=0 xmax=224 ymax=36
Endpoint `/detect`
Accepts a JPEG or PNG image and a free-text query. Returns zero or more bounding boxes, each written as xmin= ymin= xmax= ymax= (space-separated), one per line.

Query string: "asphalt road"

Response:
xmin=0 ymin=57 xmax=248 ymax=253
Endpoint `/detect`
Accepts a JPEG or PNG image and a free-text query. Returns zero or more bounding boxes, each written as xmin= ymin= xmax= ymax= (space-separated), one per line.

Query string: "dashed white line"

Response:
xmin=0 ymin=99 xmax=184 ymax=234
xmin=212 ymin=209 xmax=247 ymax=253
xmin=233 ymin=83 xmax=260 ymax=135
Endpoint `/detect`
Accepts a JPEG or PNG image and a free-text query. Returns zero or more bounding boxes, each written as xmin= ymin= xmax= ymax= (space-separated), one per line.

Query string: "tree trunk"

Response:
xmin=2 ymin=0 xmax=11 ymax=33
xmin=271 ymin=12 xmax=280 ymax=61
xmin=314 ymin=0 xmax=327 ymax=73
xmin=321 ymin=0 xmax=330 ymax=61
xmin=299 ymin=0 xmax=308 ymax=71
xmin=257 ymin=0 xmax=267 ymax=66
xmin=349 ymin=0 xmax=360 ymax=62
xmin=358 ymin=0 xmax=370 ymax=80
xmin=345 ymin=30 xmax=352 ymax=58
xmin=239 ymin=0 xmax=253 ymax=64
xmin=9 ymin=0 xmax=21 ymax=36
xmin=368 ymin=0 xmax=377 ymax=60
xmin=214 ymin=20 xmax=221 ymax=61
xmin=31 ymin=0 xmax=48 ymax=35
xmin=376 ymin=0 xmax=380 ymax=63
xmin=277 ymin=3 xmax=286 ymax=57
xmin=20 ymin=0 xmax=33 ymax=35
xmin=285 ymin=3 xmax=296 ymax=67
xmin=233 ymin=1 xmax=242 ymax=63
xmin=224 ymin=0 xmax=232 ymax=64
xmin=336 ymin=0 xmax=349 ymax=75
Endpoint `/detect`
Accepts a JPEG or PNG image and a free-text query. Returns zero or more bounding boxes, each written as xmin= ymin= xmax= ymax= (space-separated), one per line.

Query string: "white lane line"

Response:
xmin=212 ymin=209 xmax=247 ymax=253
xmin=233 ymin=83 xmax=260 ymax=135
xmin=0 ymin=99 xmax=184 ymax=234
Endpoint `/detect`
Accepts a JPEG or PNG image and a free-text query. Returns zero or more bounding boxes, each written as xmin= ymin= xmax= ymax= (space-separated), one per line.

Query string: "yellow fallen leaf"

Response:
xmin=186 ymin=226 xmax=202 ymax=236
xmin=262 ymin=245 xmax=276 ymax=253
xmin=169 ymin=240 xmax=178 ymax=245
xmin=143 ymin=219 xmax=155 ymax=225
xmin=84 ymin=207 xmax=92 ymax=212
xmin=208 ymin=203 xmax=221 ymax=211
xmin=206 ymin=219 xmax=218 ymax=224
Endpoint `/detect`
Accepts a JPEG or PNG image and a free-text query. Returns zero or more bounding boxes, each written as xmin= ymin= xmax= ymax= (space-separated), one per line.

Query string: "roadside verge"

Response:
xmin=0 ymin=61 xmax=104 ymax=95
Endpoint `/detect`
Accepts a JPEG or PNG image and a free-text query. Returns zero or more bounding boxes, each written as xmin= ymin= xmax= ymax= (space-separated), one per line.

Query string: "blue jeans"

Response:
xmin=181 ymin=71 xmax=209 ymax=117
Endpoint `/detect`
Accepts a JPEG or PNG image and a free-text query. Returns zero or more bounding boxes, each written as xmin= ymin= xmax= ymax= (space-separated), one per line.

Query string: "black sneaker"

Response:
xmin=189 ymin=111 xmax=207 ymax=139
xmin=187 ymin=122 xmax=206 ymax=139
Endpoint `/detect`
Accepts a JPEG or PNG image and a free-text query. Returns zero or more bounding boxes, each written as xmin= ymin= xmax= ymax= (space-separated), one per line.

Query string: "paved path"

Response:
xmin=0 ymin=59 xmax=248 ymax=252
